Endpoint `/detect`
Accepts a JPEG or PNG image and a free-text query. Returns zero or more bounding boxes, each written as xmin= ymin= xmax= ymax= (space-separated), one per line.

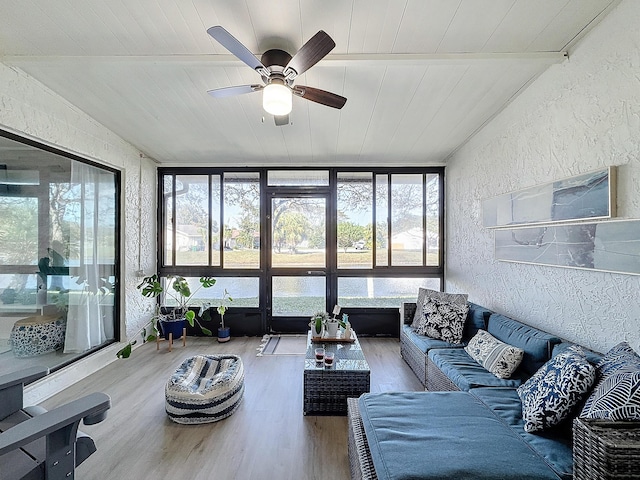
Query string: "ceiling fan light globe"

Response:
xmin=263 ymin=83 xmax=292 ymax=116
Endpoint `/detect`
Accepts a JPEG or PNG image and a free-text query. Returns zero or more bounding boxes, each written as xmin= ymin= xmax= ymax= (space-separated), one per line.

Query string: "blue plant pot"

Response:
xmin=160 ymin=319 xmax=186 ymax=341
xmin=218 ymin=326 xmax=231 ymax=343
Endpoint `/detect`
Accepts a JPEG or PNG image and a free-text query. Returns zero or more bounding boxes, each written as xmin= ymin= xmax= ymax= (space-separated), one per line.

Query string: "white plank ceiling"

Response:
xmin=0 ymin=0 xmax=620 ymax=166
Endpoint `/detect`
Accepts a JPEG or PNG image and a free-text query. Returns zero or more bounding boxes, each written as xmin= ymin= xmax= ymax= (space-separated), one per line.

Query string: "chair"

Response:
xmin=0 ymin=366 xmax=111 ymax=480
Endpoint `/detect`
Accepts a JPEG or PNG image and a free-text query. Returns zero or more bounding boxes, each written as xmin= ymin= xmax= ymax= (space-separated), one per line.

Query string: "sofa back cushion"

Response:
xmin=465 ymin=303 xmax=492 ymax=340
xmin=487 ymin=314 xmax=561 ymax=377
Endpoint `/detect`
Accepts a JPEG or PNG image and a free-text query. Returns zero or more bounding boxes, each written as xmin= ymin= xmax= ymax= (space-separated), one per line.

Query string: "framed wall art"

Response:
xmin=494 ymin=219 xmax=640 ymax=275
xmin=483 ymin=167 xmax=616 ymax=228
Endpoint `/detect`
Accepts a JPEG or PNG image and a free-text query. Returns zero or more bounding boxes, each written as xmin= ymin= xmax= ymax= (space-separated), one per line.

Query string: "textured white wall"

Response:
xmin=0 ymin=63 xmax=157 ymax=344
xmin=445 ymin=0 xmax=640 ymax=354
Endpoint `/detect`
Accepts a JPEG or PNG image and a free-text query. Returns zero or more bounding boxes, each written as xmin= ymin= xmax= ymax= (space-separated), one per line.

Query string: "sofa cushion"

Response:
xmin=428 ymin=348 xmax=523 ymax=391
xmin=465 ymin=302 xmax=492 ymax=340
xmin=411 ymin=288 xmax=468 ymax=328
xmin=358 ymin=391 xmax=562 ymax=480
xmin=415 ymin=297 xmax=469 ymax=344
xmin=487 ymin=314 xmax=561 ymax=376
xmin=517 ymin=347 xmax=595 ymax=433
xmin=552 ymin=341 xmax=603 ymax=365
xmin=401 ymin=324 xmax=458 ymax=353
xmin=465 ymin=329 xmax=524 ymax=379
xmin=470 ymin=387 xmax=572 ymax=480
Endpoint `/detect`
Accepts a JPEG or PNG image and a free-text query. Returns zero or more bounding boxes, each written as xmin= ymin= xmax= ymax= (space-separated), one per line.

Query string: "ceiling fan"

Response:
xmin=206 ymin=26 xmax=347 ymax=126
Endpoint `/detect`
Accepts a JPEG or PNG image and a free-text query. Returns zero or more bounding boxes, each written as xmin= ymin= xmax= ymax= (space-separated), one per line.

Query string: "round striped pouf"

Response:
xmin=165 ymin=354 xmax=245 ymax=424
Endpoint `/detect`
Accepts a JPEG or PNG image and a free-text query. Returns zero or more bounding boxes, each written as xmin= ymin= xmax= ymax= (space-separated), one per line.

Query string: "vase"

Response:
xmin=218 ymin=326 xmax=231 ymax=343
xmin=311 ymin=318 xmax=324 ymax=337
xmin=160 ymin=318 xmax=186 ymax=341
xmin=326 ymin=321 xmax=339 ymax=338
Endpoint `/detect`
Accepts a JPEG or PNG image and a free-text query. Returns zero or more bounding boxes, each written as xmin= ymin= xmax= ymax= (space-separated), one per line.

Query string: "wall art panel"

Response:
xmin=494 ymin=219 xmax=640 ymax=275
xmin=483 ymin=167 xmax=616 ymax=228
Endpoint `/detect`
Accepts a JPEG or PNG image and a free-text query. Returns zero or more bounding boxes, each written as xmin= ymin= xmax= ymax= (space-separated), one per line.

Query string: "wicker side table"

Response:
xmin=573 ymin=417 xmax=640 ymax=480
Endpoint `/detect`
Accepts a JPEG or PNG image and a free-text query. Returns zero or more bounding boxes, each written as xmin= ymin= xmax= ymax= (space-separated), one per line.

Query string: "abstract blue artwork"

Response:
xmin=483 ymin=167 xmax=616 ymax=228
xmin=494 ymin=219 xmax=640 ymax=275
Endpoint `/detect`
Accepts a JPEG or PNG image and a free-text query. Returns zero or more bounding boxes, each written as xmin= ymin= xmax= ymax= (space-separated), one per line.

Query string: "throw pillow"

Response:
xmin=411 ymin=288 xmax=468 ymax=328
xmin=580 ymin=371 xmax=640 ymax=421
xmin=581 ymin=342 xmax=640 ymax=419
xmin=517 ymin=347 xmax=596 ymax=433
xmin=414 ymin=297 xmax=469 ymax=344
xmin=465 ymin=330 xmax=524 ymax=379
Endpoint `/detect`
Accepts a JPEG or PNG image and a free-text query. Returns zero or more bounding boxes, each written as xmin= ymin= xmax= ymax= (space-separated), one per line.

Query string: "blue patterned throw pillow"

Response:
xmin=414 ymin=297 xmax=469 ymax=344
xmin=581 ymin=342 xmax=640 ymax=415
xmin=581 ymin=342 xmax=640 ymax=420
xmin=517 ymin=347 xmax=595 ymax=433
xmin=580 ymin=371 xmax=640 ymax=421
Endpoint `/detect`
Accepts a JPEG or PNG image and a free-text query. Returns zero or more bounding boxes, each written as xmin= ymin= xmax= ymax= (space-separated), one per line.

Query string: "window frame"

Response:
xmin=157 ymin=166 xmax=444 ymax=332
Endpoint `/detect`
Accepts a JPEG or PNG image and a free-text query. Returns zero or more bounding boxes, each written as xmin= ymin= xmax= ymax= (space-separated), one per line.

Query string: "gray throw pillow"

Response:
xmin=411 ymin=288 xmax=468 ymax=329
xmin=414 ymin=297 xmax=469 ymax=344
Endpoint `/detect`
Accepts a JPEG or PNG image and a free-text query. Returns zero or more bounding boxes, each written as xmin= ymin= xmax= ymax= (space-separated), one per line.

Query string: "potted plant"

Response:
xmin=137 ymin=274 xmax=217 ymax=340
xmin=216 ymin=288 xmax=233 ymax=343
xmin=309 ymin=311 xmax=329 ymax=338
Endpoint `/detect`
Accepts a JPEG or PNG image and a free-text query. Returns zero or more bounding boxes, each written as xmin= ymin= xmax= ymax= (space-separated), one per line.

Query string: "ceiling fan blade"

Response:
xmin=207 ymin=84 xmax=263 ymax=98
xmin=207 ymin=26 xmax=268 ymax=74
xmin=274 ymin=114 xmax=290 ymax=126
xmin=284 ymin=31 xmax=335 ymax=78
xmin=293 ymin=86 xmax=346 ymax=109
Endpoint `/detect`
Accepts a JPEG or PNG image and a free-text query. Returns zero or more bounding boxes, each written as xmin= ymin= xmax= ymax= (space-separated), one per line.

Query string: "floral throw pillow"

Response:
xmin=517 ymin=346 xmax=596 ymax=433
xmin=414 ymin=297 xmax=469 ymax=344
xmin=465 ymin=330 xmax=524 ymax=379
xmin=411 ymin=288 xmax=468 ymax=329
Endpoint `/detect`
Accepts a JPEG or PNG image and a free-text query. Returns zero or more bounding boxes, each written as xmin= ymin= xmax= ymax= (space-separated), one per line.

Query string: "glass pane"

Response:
xmin=161 ymin=276 xmax=258 ymax=308
xmin=267 ymin=170 xmax=329 ymax=186
xmin=175 ymin=175 xmax=210 ymax=265
xmin=211 ymin=176 xmax=221 ymax=266
xmin=271 ymin=197 xmax=325 ymax=268
xmin=272 ymin=276 xmax=325 ymax=316
xmin=224 ymin=172 xmax=260 ymax=269
xmin=391 ymin=174 xmax=423 ymax=266
xmin=337 ymin=172 xmax=372 ymax=269
xmin=0 ymin=196 xmax=38 ymax=265
xmin=338 ymin=277 xmax=441 ymax=307
xmin=426 ymin=174 xmax=440 ymax=266
xmin=163 ymin=175 xmax=173 ymax=266
xmin=375 ymin=174 xmax=388 ymax=267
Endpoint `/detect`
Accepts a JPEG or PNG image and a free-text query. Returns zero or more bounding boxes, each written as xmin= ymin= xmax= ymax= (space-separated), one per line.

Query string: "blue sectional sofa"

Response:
xmin=348 ymin=301 xmax=610 ymax=480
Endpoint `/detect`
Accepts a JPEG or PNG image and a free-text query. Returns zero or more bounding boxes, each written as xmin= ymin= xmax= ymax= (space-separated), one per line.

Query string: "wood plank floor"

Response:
xmin=41 ymin=336 xmax=422 ymax=480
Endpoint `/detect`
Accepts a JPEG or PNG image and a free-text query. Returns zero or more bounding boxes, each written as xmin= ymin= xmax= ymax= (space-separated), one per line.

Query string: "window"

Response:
xmin=158 ymin=167 xmax=443 ymax=332
xmin=0 ymin=133 xmax=120 ymax=376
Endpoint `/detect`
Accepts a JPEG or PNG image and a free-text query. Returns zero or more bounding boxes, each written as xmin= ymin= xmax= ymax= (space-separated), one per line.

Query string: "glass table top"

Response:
xmin=304 ymin=331 xmax=370 ymax=372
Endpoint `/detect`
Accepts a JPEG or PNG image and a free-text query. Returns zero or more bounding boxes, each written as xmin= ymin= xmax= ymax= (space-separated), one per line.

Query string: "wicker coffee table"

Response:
xmin=303 ymin=331 xmax=370 ymax=415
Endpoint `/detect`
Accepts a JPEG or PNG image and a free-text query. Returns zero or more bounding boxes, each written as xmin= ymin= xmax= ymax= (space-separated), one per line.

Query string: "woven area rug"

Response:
xmin=257 ymin=334 xmax=307 ymax=356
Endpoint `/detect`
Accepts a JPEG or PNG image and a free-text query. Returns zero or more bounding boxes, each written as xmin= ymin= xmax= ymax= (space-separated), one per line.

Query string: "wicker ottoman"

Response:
xmin=10 ymin=314 xmax=66 ymax=357
xmin=165 ymin=354 xmax=245 ymax=424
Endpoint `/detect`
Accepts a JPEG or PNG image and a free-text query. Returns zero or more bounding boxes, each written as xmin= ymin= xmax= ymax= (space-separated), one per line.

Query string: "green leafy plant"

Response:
xmin=116 ymin=274 xmax=217 ymax=359
xmin=137 ymin=274 xmax=217 ymax=333
xmin=217 ymin=288 xmax=233 ymax=330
